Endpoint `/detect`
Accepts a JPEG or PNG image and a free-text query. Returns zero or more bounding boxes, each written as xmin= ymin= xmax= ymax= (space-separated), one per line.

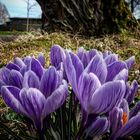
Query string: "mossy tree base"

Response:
xmin=36 ymin=0 xmax=139 ymax=36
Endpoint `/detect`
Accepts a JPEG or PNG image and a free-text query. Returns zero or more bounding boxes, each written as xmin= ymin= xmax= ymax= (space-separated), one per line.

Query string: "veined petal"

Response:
xmin=50 ymin=45 xmax=65 ymax=68
xmin=103 ymin=51 xmax=112 ymax=58
xmin=10 ymin=70 xmax=23 ymax=88
xmin=23 ymin=56 xmax=32 ymax=65
xmin=78 ymin=72 xmax=101 ymax=113
xmin=64 ymin=52 xmax=78 ymax=94
xmin=90 ymin=81 xmax=126 ymax=114
xmin=0 ymin=67 xmax=10 ymax=84
xmin=14 ymin=57 xmax=25 ymax=68
xmin=109 ymin=107 xmax=123 ymax=135
xmin=125 ymin=56 xmax=135 ymax=69
xmin=69 ymin=52 xmax=84 ymax=83
xmin=19 ymin=88 xmax=46 ymax=130
xmin=40 ymin=66 xmax=59 ymax=98
xmin=1 ymin=86 xmax=24 ymax=113
xmin=23 ymin=70 xmax=40 ymax=89
xmin=45 ymin=80 xmax=68 ymax=115
xmin=127 ymin=80 xmax=138 ymax=104
xmin=130 ymin=101 xmax=140 ymax=118
xmin=84 ymin=55 xmax=107 ymax=84
xmin=6 ymin=62 xmax=20 ymax=71
xmin=113 ymin=69 xmax=128 ymax=81
xmin=77 ymin=47 xmax=88 ymax=67
xmin=106 ymin=61 xmax=127 ymax=81
xmin=87 ymin=49 xmax=98 ymax=63
xmin=105 ymin=54 xmax=118 ymax=65
xmin=30 ymin=58 xmax=44 ymax=79
xmin=85 ymin=117 xmax=110 ymax=137
xmin=38 ymin=53 xmax=45 ymax=67
xmin=119 ymin=99 xmax=129 ymax=124
xmin=115 ymin=113 xmax=140 ymax=138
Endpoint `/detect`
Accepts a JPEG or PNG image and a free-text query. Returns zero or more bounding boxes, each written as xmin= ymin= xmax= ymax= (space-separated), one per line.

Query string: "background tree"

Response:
xmin=23 ymin=0 xmax=37 ymax=31
xmin=0 ymin=2 xmax=10 ymax=25
xmin=36 ymin=0 xmax=139 ymax=35
xmin=127 ymin=0 xmax=140 ymax=13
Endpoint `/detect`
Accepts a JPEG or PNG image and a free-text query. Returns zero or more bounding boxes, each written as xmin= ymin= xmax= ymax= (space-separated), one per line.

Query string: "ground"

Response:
xmin=0 ymin=31 xmax=140 ymax=139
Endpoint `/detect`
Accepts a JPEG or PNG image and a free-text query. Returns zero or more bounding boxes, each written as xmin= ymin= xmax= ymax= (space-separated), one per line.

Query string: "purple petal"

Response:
xmin=113 ymin=69 xmax=128 ymax=81
xmin=23 ymin=56 xmax=32 ymax=65
xmin=106 ymin=61 xmax=127 ymax=81
xmin=78 ymin=72 xmax=101 ymax=113
xmin=45 ymin=80 xmax=68 ymax=115
xmin=40 ymin=66 xmax=60 ymax=98
xmin=0 ymin=67 xmax=10 ymax=84
xmin=85 ymin=117 xmax=110 ymax=137
xmin=14 ymin=57 xmax=25 ymax=68
xmin=69 ymin=52 xmax=84 ymax=83
xmin=84 ymin=55 xmax=107 ymax=84
xmin=77 ymin=47 xmax=88 ymax=67
xmin=116 ymin=113 xmax=140 ymax=138
xmin=19 ymin=88 xmax=46 ymax=130
xmin=50 ymin=45 xmax=66 ymax=68
xmin=109 ymin=107 xmax=123 ymax=136
xmin=87 ymin=49 xmax=98 ymax=63
xmin=1 ymin=86 xmax=22 ymax=113
xmin=38 ymin=53 xmax=45 ymax=67
xmin=23 ymin=70 xmax=40 ymax=89
xmin=6 ymin=62 xmax=20 ymax=71
xmin=30 ymin=58 xmax=44 ymax=79
xmin=90 ymin=80 xmax=126 ymax=114
xmin=9 ymin=70 xmax=23 ymax=88
xmin=125 ymin=56 xmax=135 ymax=69
xmin=127 ymin=80 xmax=138 ymax=104
xmin=130 ymin=101 xmax=140 ymax=118
xmin=119 ymin=99 xmax=129 ymax=120
xmin=64 ymin=52 xmax=80 ymax=94
xmin=0 ymin=80 xmax=5 ymax=92
xmin=105 ymin=54 xmax=118 ymax=65
xmin=103 ymin=51 xmax=112 ymax=58
xmin=20 ymin=66 xmax=28 ymax=76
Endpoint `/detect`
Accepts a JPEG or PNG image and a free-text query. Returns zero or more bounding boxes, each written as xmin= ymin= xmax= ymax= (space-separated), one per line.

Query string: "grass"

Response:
xmin=0 ymin=31 xmax=27 ymax=36
xmin=0 ymin=30 xmax=140 ymax=139
xmin=0 ymin=31 xmax=140 ymax=84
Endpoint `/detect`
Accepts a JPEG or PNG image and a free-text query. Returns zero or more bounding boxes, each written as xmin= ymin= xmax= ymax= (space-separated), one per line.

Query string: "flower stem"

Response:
xmin=38 ymin=130 xmax=46 ymax=140
xmin=68 ymin=90 xmax=73 ymax=140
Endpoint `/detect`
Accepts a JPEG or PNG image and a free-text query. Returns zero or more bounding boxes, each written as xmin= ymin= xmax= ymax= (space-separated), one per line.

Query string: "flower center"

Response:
xmin=122 ymin=112 xmax=128 ymax=125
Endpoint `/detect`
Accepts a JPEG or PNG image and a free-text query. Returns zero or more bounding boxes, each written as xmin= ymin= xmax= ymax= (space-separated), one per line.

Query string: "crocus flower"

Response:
xmin=50 ymin=45 xmax=134 ymax=83
xmin=109 ymin=99 xmax=140 ymax=140
xmin=0 ymin=54 xmax=46 ymax=91
xmin=64 ymin=49 xmax=129 ymax=138
xmin=1 ymin=59 xmax=68 ymax=131
xmin=85 ymin=117 xmax=110 ymax=138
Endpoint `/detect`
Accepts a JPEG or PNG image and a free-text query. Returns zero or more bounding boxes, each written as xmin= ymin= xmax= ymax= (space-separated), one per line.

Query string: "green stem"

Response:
xmin=60 ymin=107 xmax=64 ymax=140
xmin=68 ymin=90 xmax=73 ymax=140
xmin=38 ymin=130 xmax=46 ymax=140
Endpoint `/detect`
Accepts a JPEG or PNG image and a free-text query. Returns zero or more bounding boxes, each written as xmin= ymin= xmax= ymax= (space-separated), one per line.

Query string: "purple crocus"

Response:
xmin=1 ymin=57 xmax=68 ymax=132
xmin=109 ymin=99 xmax=140 ymax=140
xmin=0 ymin=54 xmax=46 ymax=91
xmin=50 ymin=45 xmax=135 ymax=83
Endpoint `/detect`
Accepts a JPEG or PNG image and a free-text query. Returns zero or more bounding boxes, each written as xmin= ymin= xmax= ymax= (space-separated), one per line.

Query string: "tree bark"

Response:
xmin=36 ymin=0 xmax=138 ymax=36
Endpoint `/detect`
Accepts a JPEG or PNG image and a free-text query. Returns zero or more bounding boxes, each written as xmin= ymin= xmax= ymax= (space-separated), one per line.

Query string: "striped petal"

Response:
xmin=84 ymin=55 xmax=107 ymax=84
xmin=90 ymin=80 xmax=126 ymax=114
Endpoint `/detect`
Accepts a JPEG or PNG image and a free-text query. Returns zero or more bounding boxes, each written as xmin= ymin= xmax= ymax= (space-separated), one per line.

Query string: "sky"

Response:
xmin=0 ymin=0 xmax=41 ymax=18
xmin=0 ymin=0 xmax=139 ymax=19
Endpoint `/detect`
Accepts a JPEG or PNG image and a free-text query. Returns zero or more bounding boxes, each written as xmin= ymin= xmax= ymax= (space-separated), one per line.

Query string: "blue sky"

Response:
xmin=0 ymin=0 xmax=41 ymax=18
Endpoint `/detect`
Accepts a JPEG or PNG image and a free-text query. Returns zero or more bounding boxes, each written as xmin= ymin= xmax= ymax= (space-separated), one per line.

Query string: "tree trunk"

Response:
xmin=36 ymin=0 xmax=138 ymax=36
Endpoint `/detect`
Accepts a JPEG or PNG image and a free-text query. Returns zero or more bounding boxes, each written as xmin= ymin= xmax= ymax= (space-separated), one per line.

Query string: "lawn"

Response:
xmin=0 ymin=31 xmax=140 ymax=139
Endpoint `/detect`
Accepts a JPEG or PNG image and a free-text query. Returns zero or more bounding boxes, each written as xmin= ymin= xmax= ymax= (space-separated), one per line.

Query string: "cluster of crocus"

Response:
xmin=50 ymin=45 xmax=140 ymax=140
xmin=0 ymin=45 xmax=140 ymax=140
xmin=0 ymin=54 xmax=68 ymax=132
